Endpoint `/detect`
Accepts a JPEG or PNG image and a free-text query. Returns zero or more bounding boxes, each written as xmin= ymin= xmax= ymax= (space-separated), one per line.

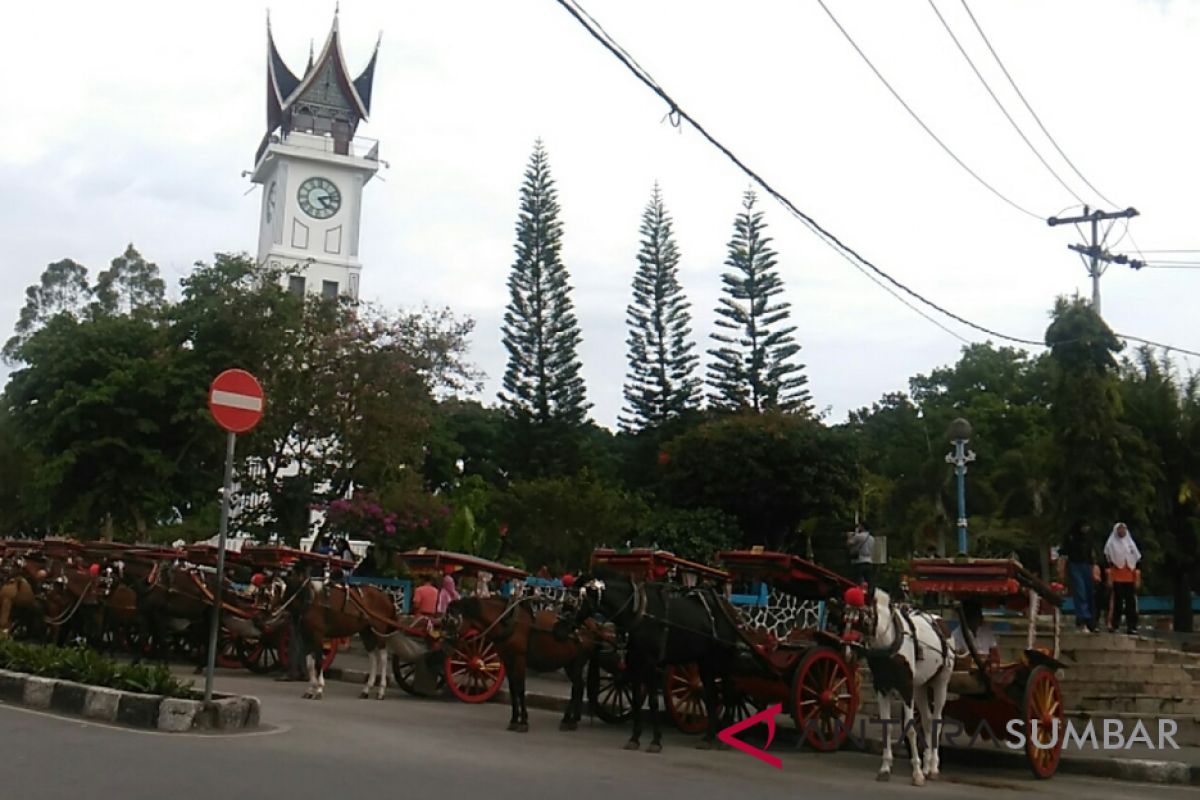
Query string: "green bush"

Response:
xmin=0 ymin=639 xmax=193 ymax=698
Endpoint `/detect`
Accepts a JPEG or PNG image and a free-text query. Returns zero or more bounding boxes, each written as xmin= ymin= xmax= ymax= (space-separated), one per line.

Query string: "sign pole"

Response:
xmin=204 ymin=430 xmax=237 ymax=703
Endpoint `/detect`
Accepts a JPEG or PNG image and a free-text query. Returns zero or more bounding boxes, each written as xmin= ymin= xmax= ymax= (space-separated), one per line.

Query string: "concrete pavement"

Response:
xmin=4 ymin=669 xmax=1198 ymax=800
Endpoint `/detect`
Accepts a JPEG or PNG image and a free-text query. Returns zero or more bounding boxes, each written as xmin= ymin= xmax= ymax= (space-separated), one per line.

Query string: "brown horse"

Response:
xmin=0 ymin=576 xmax=39 ymax=638
xmin=283 ymin=573 xmax=399 ymax=700
xmin=444 ymin=596 xmax=596 ymax=732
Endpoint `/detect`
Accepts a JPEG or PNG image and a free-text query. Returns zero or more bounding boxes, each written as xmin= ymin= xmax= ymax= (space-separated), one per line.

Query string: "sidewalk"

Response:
xmin=328 ymin=644 xmax=1199 ymax=785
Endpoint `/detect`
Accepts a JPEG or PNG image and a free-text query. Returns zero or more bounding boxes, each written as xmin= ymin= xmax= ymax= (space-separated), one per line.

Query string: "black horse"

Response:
xmin=562 ymin=569 xmax=742 ymax=752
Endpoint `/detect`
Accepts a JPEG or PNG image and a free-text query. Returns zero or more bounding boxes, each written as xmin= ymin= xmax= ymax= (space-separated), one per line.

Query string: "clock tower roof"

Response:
xmin=261 ymin=12 xmax=380 ymax=160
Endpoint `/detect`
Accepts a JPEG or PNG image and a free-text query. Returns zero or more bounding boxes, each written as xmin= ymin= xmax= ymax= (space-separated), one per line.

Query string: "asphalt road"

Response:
xmin=0 ymin=670 xmax=1191 ymax=800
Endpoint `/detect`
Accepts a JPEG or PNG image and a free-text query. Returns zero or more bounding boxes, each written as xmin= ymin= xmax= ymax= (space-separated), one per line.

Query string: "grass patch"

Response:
xmin=0 ymin=639 xmax=194 ymax=698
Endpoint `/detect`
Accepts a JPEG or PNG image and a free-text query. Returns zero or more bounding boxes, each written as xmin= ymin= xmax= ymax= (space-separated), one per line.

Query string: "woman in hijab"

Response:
xmin=436 ymin=568 xmax=461 ymax=614
xmin=1104 ymin=522 xmax=1141 ymax=634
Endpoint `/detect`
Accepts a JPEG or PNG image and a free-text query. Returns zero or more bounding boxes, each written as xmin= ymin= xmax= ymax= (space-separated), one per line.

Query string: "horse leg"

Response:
xmin=560 ymin=658 xmax=584 ymax=730
xmin=927 ymin=670 xmax=951 ymax=780
xmin=375 ymin=647 xmax=389 ymax=700
xmin=361 ymin=644 xmax=376 ymax=699
xmin=697 ymin=664 xmax=719 ymax=749
xmin=914 ymin=683 xmax=936 ymax=781
xmin=505 ymin=657 xmax=521 ymax=731
xmin=624 ymin=666 xmax=644 ymax=750
xmin=646 ymin=665 xmax=663 ymax=753
xmin=901 ymin=700 xmax=925 ymax=786
xmin=512 ymin=654 xmax=529 ymax=732
xmin=876 ymin=692 xmax=894 ymax=781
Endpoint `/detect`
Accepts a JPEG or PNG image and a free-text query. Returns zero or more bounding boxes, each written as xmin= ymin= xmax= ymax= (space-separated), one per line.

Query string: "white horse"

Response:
xmin=849 ymin=588 xmax=955 ymax=786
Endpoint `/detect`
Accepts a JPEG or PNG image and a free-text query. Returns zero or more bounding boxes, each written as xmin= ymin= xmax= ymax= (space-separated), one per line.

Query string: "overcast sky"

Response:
xmin=4 ymin=0 xmax=1199 ymax=429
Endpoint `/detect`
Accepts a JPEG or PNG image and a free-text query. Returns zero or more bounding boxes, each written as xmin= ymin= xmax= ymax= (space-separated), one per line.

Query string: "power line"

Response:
xmin=552 ymin=0 xmax=1200 ymax=359
xmin=926 ymin=0 xmax=1084 ymax=205
xmin=814 ymin=0 xmax=1044 ymax=221
xmin=959 ymin=0 xmax=1118 ymax=208
xmin=1131 ymin=249 xmax=1200 ymax=254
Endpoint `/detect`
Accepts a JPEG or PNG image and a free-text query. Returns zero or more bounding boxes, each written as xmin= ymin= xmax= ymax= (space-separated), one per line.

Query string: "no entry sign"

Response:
xmin=208 ymin=369 xmax=265 ymax=433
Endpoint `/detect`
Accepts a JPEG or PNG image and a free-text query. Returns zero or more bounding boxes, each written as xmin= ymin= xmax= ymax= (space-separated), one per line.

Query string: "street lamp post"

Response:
xmin=945 ymin=418 xmax=976 ymax=556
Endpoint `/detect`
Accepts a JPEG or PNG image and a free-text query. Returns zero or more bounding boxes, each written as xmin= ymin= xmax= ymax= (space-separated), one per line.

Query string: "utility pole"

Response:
xmin=1047 ymin=206 xmax=1142 ymax=316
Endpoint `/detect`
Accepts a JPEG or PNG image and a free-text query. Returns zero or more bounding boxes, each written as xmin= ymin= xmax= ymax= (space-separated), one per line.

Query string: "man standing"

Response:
xmin=846 ymin=523 xmax=874 ymax=586
xmin=1060 ymin=521 xmax=1095 ymax=633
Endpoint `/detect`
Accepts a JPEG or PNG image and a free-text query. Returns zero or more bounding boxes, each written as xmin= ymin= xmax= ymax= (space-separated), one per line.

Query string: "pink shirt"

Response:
xmin=436 ymin=576 xmax=460 ymax=614
xmin=412 ymin=584 xmax=439 ymax=615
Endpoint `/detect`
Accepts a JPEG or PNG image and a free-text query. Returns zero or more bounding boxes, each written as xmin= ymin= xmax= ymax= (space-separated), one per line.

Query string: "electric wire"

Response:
xmin=959 ymin=0 xmax=1118 ymax=208
xmin=552 ymin=0 xmax=1199 ymax=358
xmin=927 ymin=0 xmax=1084 ymax=205
xmin=816 ymin=0 xmax=1044 ymax=221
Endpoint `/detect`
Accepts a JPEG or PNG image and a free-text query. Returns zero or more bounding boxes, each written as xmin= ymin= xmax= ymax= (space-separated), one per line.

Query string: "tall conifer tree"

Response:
xmin=621 ymin=184 xmax=699 ymax=431
xmin=707 ymin=190 xmax=811 ymax=413
xmin=499 ymin=141 xmax=590 ymax=473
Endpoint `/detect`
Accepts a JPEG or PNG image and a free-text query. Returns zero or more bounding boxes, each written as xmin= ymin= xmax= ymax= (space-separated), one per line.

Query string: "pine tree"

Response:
xmin=620 ymin=183 xmax=700 ymax=432
xmin=499 ymin=141 xmax=590 ymax=473
xmin=707 ymin=190 xmax=811 ymax=413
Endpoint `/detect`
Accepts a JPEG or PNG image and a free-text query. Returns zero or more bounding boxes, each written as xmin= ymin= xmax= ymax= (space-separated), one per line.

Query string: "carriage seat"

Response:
xmin=947 ymin=670 xmax=988 ymax=696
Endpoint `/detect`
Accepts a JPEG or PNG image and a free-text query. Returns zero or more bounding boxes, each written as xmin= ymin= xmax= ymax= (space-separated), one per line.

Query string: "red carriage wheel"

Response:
xmin=1024 ymin=666 xmax=1064 ymax=779
xmin=664 ymin=663 xmax=715 ymax=734
xmin=791 ymin=647 xmax=858 ymax=751
xmin=444 ymin=629 xmax=506 ymax=703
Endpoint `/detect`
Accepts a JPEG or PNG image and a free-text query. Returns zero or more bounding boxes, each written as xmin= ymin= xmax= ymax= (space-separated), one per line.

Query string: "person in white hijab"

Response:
xmin=1104 ymin=522 xmax=1141 ymax=634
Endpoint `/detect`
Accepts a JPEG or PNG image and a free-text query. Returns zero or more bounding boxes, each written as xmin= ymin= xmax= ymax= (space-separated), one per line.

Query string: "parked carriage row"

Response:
xmin=0 ymin=539 xmax=1066 ymax=778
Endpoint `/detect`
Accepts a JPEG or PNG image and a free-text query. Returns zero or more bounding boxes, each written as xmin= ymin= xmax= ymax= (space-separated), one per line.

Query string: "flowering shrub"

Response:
xmin=320 ymin=490 xmax=450 ymax=550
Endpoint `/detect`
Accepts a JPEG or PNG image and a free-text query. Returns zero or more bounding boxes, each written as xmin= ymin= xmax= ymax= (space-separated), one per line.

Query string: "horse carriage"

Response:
xmin=235 ymin=544 xmax=358 ymax=675
xmin=714 ymin=549 xmax=862 ymax=750
xmin=908 ymin=557 xmax=1067 ymax=779
xmin=585 ymin=548 xmax=729 ymax=728
xmin=386 ymin=549 xmax=528 ymax=704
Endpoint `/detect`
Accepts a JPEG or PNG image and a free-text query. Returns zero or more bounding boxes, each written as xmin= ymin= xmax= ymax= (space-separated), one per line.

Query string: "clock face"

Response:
xmin=297 ymin=177 xmax=341 ymax=219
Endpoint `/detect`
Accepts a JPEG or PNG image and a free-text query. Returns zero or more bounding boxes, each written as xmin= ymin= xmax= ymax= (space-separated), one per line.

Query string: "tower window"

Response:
xmin=322 ymin=280 xmax=338 ymax=299
xmin=288 ymin=276 xmax=306 ymax=296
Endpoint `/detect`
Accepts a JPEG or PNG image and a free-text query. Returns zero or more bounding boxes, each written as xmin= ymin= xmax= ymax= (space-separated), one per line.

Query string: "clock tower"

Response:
xmin=250 ymin=13 xmax=381 ymax=301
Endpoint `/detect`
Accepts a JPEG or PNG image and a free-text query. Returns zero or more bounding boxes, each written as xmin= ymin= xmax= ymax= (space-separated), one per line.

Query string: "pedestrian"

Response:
xmin=845 ymin=523 xmax=874 ymax=586
xmin=1060 ymin=521 xmax=1095 ymax=633
xmin=1104 ymin=522 xmax=1141 ymax=635
xmin=436 ymin=567 xmax=461 ymax=614
xmin=411 ymin=574 xmax=438 ymax=616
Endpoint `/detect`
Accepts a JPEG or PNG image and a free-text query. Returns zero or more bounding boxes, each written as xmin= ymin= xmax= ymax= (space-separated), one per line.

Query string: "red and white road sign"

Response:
xmin=208 ymin=369 xmax=265 ymax=433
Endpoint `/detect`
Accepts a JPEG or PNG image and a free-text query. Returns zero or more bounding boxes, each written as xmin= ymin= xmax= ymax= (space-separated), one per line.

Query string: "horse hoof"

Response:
xmin=927 ymin=772 xmax=939 ymax=782
xmin=507 ymin=723 xmax=519 ymax=731
xmin=559 ymin=721 xmax=577 ymax=732
xmin=876 ymin=772 xmax=890 ymax=783
xmin=647 ymin=743 xmax=662 ymax=754
xmin=516 ymin=723 xmax=529 ymax=733
xmin=911 ymin=775 xmax=925 ymax=787
xmin=695 ymin=740 xmax=713 ymax=751
xmin=359 ymin=692 xmax=369 ymax=700
xmin=623 ymin=741 xmax=640 ymax=751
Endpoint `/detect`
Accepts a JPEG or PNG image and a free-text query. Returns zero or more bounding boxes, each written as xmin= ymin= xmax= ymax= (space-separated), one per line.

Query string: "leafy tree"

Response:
xmin=621 ymin=184 xmax=699 ymax=431
xmin=630 ymin=506 xmax=740 ymax=564
xmin=499 ymin=140 xmax=590 ymax=476
xmin=4 ymin=313 xmax=185 ymax=538
xmin=1119 ymin=348 xmax=1200 ymax=627
xmin=490 ymin=471 xmax=645 ymax=571
xmin=707 ymin=190 xmax=810 ymax=414
xmin=660 ymin=412 xmax=857 ymax=550
xmin=1045 ymin=296 xmax=1157 ymax=552
xmin=4 ymin=259 xmax=92 ymax=361
xmin=93 ymin=244 xmax=166 ymax=317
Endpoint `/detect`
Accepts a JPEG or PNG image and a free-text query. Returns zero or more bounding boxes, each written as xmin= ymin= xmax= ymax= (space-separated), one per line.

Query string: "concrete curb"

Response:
xmin=0 ymin=668 xmax=261 ymax=733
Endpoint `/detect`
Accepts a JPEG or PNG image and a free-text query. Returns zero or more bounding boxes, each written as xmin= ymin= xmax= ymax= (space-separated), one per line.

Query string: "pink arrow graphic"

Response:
xmin=717 ymin=703 xmax=783 ymax=769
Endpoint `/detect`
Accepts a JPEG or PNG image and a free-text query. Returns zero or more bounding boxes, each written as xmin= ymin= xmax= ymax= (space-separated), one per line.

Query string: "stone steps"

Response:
xmin=1056 ymin=664 xmax=1199 ymax=683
